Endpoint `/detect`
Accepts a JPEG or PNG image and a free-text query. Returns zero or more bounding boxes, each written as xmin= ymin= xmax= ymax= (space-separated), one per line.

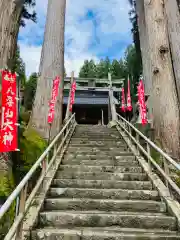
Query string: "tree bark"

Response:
xmin=0 ymin=0 xmax=23 ymax=175
xmin=0 ymin=0 xmax=23 ymax=70
xmin=30 ymin=0 xmax=66 ymax=139
xmin=144 ymin=0 xmax=180 ymax=158
xmin=136 ymin=0 xmax=153 ymax=124
xmin=164 ymin=0 xmax=180 ymax=105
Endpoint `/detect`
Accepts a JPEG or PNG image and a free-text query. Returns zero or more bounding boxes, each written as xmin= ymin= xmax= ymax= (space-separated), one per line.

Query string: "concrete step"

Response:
xmin=52 ymin=179 xmax=153 ymax=190
xmin=64 ymin=154 xmax=135 ymax=161
xmin=39 ymin=211 xmax=176 ymax=230
xmin=32 ymin=227 xmax=180 ymax=240
xmin=59 ymin=165 xmax=144 ymax=173
xmin=44 ymin=198 xmax=166 ymax=213
xmin=56 ymin=171 xmax=147 ymax=181
xmin=62 ymin=159 xmax=139 ymax=166
xmin=48 ymin=188 xmax=160 ymax=200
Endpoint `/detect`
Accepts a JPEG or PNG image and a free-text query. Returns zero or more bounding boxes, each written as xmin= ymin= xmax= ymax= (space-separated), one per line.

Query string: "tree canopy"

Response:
xmin=24 ymin=72 xmax=38 ymax=111
xmin=78 ymin=44 xmax=141 ymax=100
xmin=21 ymin=0 xmax=37 ymax=27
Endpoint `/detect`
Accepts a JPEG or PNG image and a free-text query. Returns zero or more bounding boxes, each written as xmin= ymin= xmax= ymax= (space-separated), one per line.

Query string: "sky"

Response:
xmin=18 ymin=0 xmax=132 ymax=77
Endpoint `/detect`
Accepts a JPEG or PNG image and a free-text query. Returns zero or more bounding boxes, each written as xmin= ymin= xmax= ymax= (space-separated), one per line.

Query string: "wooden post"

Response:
xmin=65 ymin=71 xmax=74 ymax=121
xmin=108 ymin=73 xmax=117 ymax=121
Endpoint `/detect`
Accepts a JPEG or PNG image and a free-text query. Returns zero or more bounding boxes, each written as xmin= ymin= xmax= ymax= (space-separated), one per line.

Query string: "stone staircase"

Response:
xmin=32 ymin=125 xmax=180 ymax=239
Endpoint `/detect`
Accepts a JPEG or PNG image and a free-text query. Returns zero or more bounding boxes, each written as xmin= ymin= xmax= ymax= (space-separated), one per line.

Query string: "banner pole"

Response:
xmin=48 ymin=123 xmax=52 ymax=145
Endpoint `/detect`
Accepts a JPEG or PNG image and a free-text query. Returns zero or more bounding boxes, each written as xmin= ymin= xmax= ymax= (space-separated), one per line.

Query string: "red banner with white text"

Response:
xmin=48 ymin=76 xmax=60 ymax=124
xmin=121 ymin=87 xmax=126 ymax=112
xmin=0 ymin=70 xmax=17 ymax=152
xmin=126 ymin=78 xmax=132 ymax=111
xmin=137 ymin=78 xmax=147 ymax=125
xmin=69 ymin=81 xmax=76 ymax=112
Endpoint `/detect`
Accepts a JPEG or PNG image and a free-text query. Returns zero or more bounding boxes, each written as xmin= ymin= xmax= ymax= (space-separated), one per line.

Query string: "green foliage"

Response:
xmin=18 ymin=128 xmax=47 ymax=179
xmin=0 ymin=173 xmax=14 ymax=197
xmin=11 ymin=45 xmax=26 ymax=88
xmin=20 ymin=0 xmax=37 ymax=27
xmin=24 ymin=72 xmax=38 ymax=110
xmin=78 ymin=44 xmax=141 ymax=100
xmin=0 ymin=173 xmax=15 ymax=240
xmin=128 ymin=0 xmax=142 ymax=80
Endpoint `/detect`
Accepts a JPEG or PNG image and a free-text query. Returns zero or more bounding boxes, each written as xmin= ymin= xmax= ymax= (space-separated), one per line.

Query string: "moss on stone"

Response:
xmin=0 ymin=127 xmax=47 ymax=238
xmin=0 ymin=172 xmax=14 ymax=197
xmin=19 ymin=127 xmax=47 ymax=177
xmin=0 ymin=173 xmax=15 ymax=240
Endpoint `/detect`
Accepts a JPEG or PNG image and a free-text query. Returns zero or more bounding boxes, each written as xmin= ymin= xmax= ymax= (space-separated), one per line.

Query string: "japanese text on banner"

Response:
xmin=126 ymin=78 xmax=132 ymax=112
xmin=121 ymin=87 xmax=126 ymax=112
xmin=48 ymin=76 xmax=60 ymax=124
xmin=138 ymin=79 xmax=147 ymax=125
xmin=69 ymin=81 xmax=76 ymax=112
xmin=0 ymin=71 xmax=17 ymax=152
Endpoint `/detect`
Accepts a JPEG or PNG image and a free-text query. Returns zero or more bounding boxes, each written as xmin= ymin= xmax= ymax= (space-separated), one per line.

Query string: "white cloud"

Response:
xmin=19 ymin=43 xmax=42 ymax=76
xmin=19 ymin=0 xmax=132 ymax=77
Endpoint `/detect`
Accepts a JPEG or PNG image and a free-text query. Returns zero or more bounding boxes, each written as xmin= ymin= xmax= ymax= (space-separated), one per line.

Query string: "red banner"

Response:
xmin=126 ymin=78 xmax=132 ymax=111
xmin=69 ymin=81 xmax=76 ymax=112
xmin=0 ymin=70 xmax=17 ymax=152
xmin=121 ymin=87 xmax=126 ymax=112
xmin=138 ymin=78 xmax=147 ymax=125
xmin=48 ymin=76 xmax=60 ymax=124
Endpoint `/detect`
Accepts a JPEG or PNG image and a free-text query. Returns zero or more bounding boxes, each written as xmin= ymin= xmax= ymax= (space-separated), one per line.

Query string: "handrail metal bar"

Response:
xmin=0 ymin=113 xmax=75 ymax=220
xmin=3 ymin=121 xmax=76 ymax=240
xmin=116 ymin=121 xmax=180 ymax=196
xmin=116 ymin=113 xmax=180 ymax=171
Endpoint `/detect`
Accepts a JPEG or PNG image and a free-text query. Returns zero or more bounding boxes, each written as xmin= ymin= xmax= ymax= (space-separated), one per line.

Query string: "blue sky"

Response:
xmin=18 ymin=0 xmax=132 ymax=77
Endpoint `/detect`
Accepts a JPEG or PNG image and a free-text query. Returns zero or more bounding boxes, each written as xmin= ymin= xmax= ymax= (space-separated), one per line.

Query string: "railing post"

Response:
xmin=15 ymin=183 xmax=28 ymax=240
xmin=136 ymin=133 xmax=140 ymax=155
xmin=163 ymin=156 xmax=170 ymax=190
xmin=146 ymin=143 xmax=152 ymax=171
xmin=53 ymin=144 xmax=57 ymax=157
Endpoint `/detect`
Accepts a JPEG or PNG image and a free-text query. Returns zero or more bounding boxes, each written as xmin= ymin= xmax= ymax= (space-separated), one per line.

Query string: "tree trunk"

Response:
xmin=0 ymin=0 xmax=23 ymax=70
xmin=164 ymin=0 xmax=180 ymax=105
xmin=144 ymin=0 xmax=180 ymax=158
xmin=30 ymin=0 xmax=66 ymax=139
xmin=0 ymin=0 xmax=23 ymax=175
xmin=136 ymin=0 xmax=153 ymax=124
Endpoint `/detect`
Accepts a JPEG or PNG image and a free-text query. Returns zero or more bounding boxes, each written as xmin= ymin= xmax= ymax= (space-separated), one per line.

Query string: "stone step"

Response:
xmin=39 ymin=211 xmax=176 ymax=230
xmin=71 ymin=138 xmax=123 ymax=142
xmin=62 ymin=159 xmax=139 ymax=166
xmin=48 ymin=188 xmax=160 ymax=200
xmin=73 ymin=134 xmax=120 ymax=138
xmin=66 ymin=147 xmax=130 ymax=152
xmin=56 ymin=171 xmax=147 ymax=181
xmin=66 ymin=149 xmax=132 ymax=155
xmin=64 ymin=154 xmax=135 ymax=161
xmin=72 ymin=136 xmax=121 ymax=140
xmin=44 ymin=198 xmax=166 ymax=213
xmin=75 ymin=127 xmax=118 ymax=133
xmin=59 ymin=165 xmax=143 ymax=173
xmin=32 ymin=227 xmax=180 ymax=240
xmin=69 ymin=141 xmax=126 ymax=146
xmin=52 ymin=179 xmax=153 ymax=190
